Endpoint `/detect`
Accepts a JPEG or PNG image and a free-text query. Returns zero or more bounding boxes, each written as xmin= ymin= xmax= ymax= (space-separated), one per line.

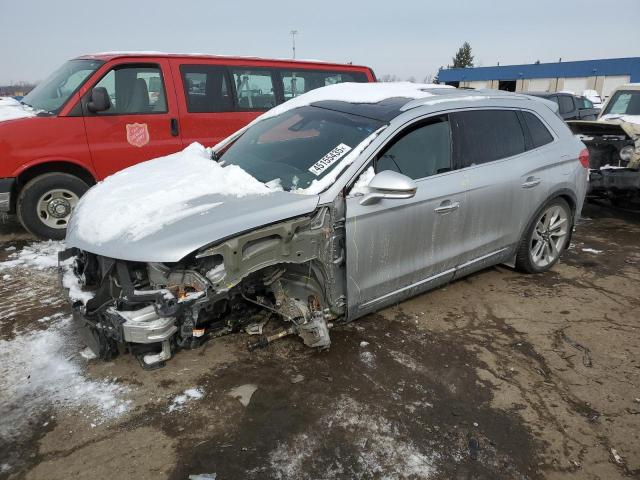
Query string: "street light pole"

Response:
xmin=290 ymin=30 xmax=298 ymax=59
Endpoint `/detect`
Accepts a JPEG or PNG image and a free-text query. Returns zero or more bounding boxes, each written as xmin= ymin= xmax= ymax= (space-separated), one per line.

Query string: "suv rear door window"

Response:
xmin=376 ymin=116 xmax=452 ymax=179
xmin=180 ymin=65 xmax=232 ymax=113
xmin=91 ymin=64 xmax=167 ymax=114
xmin=522 ymin=111 xmax=553 ymax=149
xmin=279 ymin=70 xmax=368 ymax=100
xmin=231 ymin=69 xmax=276 ymax=110
xmin=453 ymin=110 xmax=526 ymax=166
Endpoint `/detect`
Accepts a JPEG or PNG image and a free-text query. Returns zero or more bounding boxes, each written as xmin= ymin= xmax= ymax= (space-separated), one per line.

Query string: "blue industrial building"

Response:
xmin=438 ymin=57 xmax=640 ymax=98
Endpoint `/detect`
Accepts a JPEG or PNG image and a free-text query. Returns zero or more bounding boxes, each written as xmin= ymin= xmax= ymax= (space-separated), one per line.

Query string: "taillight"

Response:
xmin=578 ymin=148 xmax=590 ymax=168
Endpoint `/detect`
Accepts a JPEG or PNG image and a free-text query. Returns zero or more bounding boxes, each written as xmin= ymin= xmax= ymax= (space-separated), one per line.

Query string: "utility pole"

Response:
xmin=290 ymin=30 xmax=298 ymax=59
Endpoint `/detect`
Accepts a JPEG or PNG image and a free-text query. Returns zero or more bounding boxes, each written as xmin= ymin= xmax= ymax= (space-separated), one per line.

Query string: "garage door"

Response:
xmin=527 ymin=78 xmax=552 ymax=91
xmin=602 ymin=76 xmax=631 ymax=98
xmin=562 ymin=77 xmax=589 ymax=95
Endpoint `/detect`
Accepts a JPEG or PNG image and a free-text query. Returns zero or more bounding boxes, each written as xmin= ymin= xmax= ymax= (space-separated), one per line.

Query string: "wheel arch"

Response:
xmin=12 ymin=161 xmax=96 ymax=211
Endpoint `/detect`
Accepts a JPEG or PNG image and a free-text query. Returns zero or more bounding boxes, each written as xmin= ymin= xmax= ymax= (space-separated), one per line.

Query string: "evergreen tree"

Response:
xmin=452 ymin=42 xmax=474 ymax=68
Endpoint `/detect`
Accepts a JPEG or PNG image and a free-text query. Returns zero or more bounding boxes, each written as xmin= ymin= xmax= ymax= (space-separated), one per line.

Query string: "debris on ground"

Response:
xmin=610 ymin=448 xmax=624 ymax=466
xmin=228 ymin=384 xmax=258 ymax=407
xmin=290 ymin=374 xmax=304 ymax=384
xmin=168 ymin=388 xmax=204 ymax=412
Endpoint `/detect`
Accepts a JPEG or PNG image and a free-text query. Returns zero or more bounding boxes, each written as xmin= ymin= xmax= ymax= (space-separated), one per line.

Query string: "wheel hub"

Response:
xmin=47 ymin=198 xmax=72 ymax=218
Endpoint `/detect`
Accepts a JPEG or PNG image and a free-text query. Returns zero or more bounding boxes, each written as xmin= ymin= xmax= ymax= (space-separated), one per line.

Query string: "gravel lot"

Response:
xmin=0 ymin=202 xmax=638 ymax=480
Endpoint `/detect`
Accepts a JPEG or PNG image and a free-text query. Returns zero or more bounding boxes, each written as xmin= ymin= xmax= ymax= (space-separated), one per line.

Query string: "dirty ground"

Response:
xmin=0 ymin=202 xmax=638 ymax=480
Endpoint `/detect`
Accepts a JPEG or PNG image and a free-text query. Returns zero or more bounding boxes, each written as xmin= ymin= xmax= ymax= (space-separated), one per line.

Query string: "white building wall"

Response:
xmin=602 ymin=75 xmax=631 ymax=98
xmin=526 ymin=78 xmax=553 ymax=91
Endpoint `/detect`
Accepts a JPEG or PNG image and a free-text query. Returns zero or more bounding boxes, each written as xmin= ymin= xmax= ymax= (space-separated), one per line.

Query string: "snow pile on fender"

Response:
xmin=0 ymin=97 xmax=36 ymax=122
xmin=69 ymin=142 xmax=280 ymax=245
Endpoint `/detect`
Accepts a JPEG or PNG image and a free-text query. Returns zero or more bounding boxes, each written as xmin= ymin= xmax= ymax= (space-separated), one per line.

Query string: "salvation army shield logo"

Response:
xmin=126 ymin=123 xmax=150 ymax=147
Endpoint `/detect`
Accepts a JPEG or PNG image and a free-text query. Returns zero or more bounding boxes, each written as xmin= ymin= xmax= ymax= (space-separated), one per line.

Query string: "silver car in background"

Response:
xmin=61 ymin=85 xmax=589 ymax=368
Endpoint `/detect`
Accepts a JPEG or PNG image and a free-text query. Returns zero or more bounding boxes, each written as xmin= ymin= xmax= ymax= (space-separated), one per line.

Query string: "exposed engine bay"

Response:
xmin=59 ymin=204 xmax=347 ymax=369
xmin=568 ymin=119 xmax=640 ymax=207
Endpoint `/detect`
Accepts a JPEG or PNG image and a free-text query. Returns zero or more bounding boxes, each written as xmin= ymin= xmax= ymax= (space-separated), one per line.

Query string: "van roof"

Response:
xmin=75 ymin=51 xmax=372 ymax=70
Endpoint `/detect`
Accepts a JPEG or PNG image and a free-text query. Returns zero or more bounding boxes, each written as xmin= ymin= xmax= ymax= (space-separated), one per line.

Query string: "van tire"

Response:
xmin=17 ymin=173 xmax=89 ymax=240
xmin=515 ymin=197 xmax=573 ymax=274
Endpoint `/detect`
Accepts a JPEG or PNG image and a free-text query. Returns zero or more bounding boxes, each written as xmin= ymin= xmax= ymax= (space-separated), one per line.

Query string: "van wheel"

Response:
xmin=515 ymin=198 xmax=572 ymax=274
xmin=17 ymin=173 xmax=89 ymax=240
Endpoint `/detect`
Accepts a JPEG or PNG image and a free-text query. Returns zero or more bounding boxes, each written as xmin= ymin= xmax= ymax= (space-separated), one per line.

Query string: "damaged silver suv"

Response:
xmin=60 ymin=83 xmax=588 ymax=368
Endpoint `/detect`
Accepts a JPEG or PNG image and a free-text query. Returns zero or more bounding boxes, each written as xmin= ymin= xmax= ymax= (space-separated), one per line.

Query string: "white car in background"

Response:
xmin=582 ymin=89 xmax=603 ymax=110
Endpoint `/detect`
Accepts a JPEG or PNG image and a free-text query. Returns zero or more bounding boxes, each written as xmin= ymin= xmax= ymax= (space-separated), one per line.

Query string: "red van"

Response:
xmin=0 ymin=53 xmax=376 ymax=239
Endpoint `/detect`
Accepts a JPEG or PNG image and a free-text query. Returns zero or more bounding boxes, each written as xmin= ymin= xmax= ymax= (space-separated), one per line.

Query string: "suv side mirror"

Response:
xmin=87 ymin=87 xmax=111 ymax=113
xmin=359 ymin=170 xmax=417 ymax=206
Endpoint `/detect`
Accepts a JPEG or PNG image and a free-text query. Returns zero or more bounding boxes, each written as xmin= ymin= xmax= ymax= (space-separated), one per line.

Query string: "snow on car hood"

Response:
xmin=0 ymin=97 xmax=37 ymax=122
xmin=66 ymin=143 xmax=319 ymax=262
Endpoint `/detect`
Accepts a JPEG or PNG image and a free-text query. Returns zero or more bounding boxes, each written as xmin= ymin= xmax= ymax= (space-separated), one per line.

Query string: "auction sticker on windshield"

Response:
xmin=308 ymin=143 xmax=352 ymax=176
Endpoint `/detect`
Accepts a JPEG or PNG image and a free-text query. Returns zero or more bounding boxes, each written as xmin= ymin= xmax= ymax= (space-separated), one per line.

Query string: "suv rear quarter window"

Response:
xmin=452 ymin=110 xmax=526 ymax=166
xmin=521 ymin=111 xmax=554 ymax=149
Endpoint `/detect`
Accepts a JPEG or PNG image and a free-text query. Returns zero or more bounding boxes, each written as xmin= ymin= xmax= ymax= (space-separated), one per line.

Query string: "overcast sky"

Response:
xmin=1 ymin=0 xmax=638 ymax=85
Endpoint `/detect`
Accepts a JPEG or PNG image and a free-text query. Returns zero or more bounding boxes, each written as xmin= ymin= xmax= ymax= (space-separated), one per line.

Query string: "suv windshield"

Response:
xmin=21 ymin=59 xmax=103 ymax=114
xmin=220 ymin=106 xmax=384 ymax=191
xmin=602 ymin=90 xmax=640 ymax=116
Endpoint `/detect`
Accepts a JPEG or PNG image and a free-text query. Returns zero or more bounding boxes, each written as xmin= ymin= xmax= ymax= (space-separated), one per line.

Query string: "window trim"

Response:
xmin=179 ymin=64 xmax=234 ymax=113
xmin=81 ymin=62 xmax=169 ymax=117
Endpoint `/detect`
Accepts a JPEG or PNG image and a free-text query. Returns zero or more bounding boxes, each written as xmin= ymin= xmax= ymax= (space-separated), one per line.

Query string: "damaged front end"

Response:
xmin=59 ymin=205 xmax=347 ymax=368
xmin=568 ymin=119 xmax=640 ymax=207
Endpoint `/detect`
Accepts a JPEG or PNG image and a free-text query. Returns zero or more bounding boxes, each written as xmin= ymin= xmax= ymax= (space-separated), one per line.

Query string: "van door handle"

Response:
xmin=434 ymin=200 xmax=460 ymax=214
xmin=522 ymin=177 xmax=541 ymax=188
xmin=170 ymin=118 xmax=179 ymax=137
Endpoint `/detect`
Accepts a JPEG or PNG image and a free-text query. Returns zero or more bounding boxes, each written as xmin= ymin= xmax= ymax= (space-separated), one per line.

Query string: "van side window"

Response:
xmin=522 ymin=111 xmax=553 ymax=149
xmin=376 ymin=116 xmax=452 ymax=180
xmin=453 ymin=110 xmax=525 ymax=166
xmin=279 ymin=70 xmax=368 ymax=100
xmin=91 ymin=65 xmax=167 ymax=114
xmin=180 ymin=65 xmax=232 ymax=113
xmin=231 ymin=69 xmax=276 ymax=110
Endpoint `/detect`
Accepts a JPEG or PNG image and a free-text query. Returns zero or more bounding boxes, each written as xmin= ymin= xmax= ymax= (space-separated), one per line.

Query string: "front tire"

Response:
xmin=17 ymin=173 xmax=89 ymax=240
xmin=515 ymin=198 xmax=572 ymax=273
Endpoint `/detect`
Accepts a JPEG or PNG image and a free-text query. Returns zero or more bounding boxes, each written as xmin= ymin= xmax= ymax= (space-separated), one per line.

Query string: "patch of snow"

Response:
xmin=0 ymin=315 xmax=130 ymax=440
xmin=350 ymin=166 xmax=375 ymax=196
xmin=412 ymin=95 xmax=488 ymax=107
xmin=600 ymin=114 xmax=640 ymax=125
xmin=168 ymin=387 xmax=204 ymax=412
xmin=70 ymin=142 xmax=280 ymax=245
xmin=2 ymin=274 xmax=10 ymax=281
xmin=359 ymin=341 xmax=370 ymax=348
xmin=228 ymin=383 xmax=258 ymax=407
xmin=0 ymin=96 xmax=37 ymax=122
xmin=60 ymin=259 xmax=95 ymax=304
xmin=360 ymin=350 xmax=376 ymax=368
xmin=4 ymin=246 xmax=16 ymax=251
xmin=601 ymin=164 xmax=629 ymax=170
xmin=258 ymin=82 xmax=443 ymax=123
xmin=80 ymin=347 xmax=97 ymax=360
xmin=0 ymin=240 xmax=64 ymax=271
xmin=268 ymin=396 xmax=438 ymax=479
xmin=582 ymin=247 xmax=603 ymax=254
xmin=0 ymin=463 xmax=10 ymax=473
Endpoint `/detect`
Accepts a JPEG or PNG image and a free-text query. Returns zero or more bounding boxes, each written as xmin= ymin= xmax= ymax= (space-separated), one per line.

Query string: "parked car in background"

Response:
xmin=0 ymin=53 xmax=376 ymax=239
xmin=525 ymin=91 xmax=599 ymax=121
xmin=568 ymin=83 xmax=640 ymax=207
xmin=60 ymin=84 xmax=588 ymax=368
xmin=582 ymin=89 xmax=603 ymax=110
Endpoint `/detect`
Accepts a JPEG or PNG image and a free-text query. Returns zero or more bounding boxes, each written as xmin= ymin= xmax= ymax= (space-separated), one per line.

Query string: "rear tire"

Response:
xmin=17 ymin=173 xmax=89 ymax=240
xmin=515 ymin=197 xmax=572 ymax=274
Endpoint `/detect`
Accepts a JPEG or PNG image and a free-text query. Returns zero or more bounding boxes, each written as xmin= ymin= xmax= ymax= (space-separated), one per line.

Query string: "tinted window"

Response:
xmin=279 ymin=70 xmax=367 ymax=100
xmin=453 ymin=110 xmax=526 ymax=166
xmin=92 ymin=64 xmax=167 ymax=114
xmin=558 ymin=95 xmax=574 ymax=114
xmin=231 ymin=69 xmax=276 ymax=110
xmin=522 ymin=111 xmax=553 ymax=149
xmin=180 ymin=65 xmax=232 ymax=113
xmin=376 ymin=117 xmax=452 ymax=180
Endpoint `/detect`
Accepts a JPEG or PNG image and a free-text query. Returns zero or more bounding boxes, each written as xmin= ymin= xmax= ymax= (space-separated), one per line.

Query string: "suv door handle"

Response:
xmin=522 ymin=176 xmax=541 ymax=188
xmin=434 ymin=200 xmax=460 ymax=214
xmin=170 ymin=118 xmax=179 ymax=137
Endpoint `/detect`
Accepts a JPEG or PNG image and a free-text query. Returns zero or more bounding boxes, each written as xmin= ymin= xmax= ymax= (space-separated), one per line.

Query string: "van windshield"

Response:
xmin=220 ymin=106 xmax=384 ymax=191
xmin=21 ymin=59 xmax=103 ymax=114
